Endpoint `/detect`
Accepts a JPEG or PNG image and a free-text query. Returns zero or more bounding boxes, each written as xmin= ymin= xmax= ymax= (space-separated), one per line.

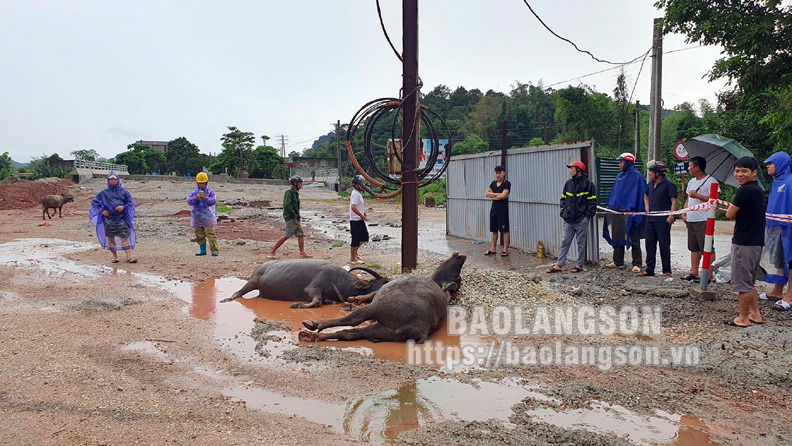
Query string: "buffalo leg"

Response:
xmin=346 ymin=292 xmax=375 ymax=305
xmin=302 ymin=305 xmax=378 ymax=331
xmin=299 ymin=322 xmax=403 ymax=342
xmin=290 ymin=283 xmax=325 ymax=309
xmin=290 ymin=296 xmax=322 ymax=309
xmin=221 ymin=279 xmax=260 ymax=303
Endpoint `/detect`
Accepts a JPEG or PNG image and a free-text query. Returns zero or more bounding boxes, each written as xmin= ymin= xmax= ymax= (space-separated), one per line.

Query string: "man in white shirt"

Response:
xmin=681 ymin=156 xmax=719 ymax=281
xmin=349 ymin=175 xmax=370 ymax=264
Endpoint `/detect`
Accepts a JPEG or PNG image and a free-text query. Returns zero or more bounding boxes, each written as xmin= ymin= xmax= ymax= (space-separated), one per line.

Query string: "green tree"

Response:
xmin=126 ymin=143 xmax=166 ymax=174
xmin=248 ymin=145 xmax=283 ymax=178
xmin=452 ymin=134 xmax=489 ymax=155
xmin=219 ymin=126 xmax=256 ymax=177
xmin=70 ymin=149 xmax=99 ymax=161
xmin=166 ymin=137 xmax=201 ymax=175
xmin=113 ymin=150 xmax=147 ymax=174
xmin=271 ymin=164 xmax=290 ymax=180
xmin=657 ymin=0 xmax=792 ymax=153
xmin=0 ymin=152 xmax=12 ymax=179
xmin=28 ymin=154 xmax=71 ymax=179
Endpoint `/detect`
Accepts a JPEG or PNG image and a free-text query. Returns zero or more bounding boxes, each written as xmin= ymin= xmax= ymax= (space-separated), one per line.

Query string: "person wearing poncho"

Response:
xmin=89 ymin=171 xmax=137 ymax=263
xmin=602 ymin=153 xmax=646 ymax=271
xmin=761 ymin=152 xmax=792 ymax=310
xmin=187 ymin=172 xmax=219 ymax=256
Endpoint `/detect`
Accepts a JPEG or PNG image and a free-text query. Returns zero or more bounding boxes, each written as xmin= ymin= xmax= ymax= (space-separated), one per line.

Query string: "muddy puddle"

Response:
xmin=182 ymin=276 xmax=486 ymax=365
xmin=524 ymin=404 xmax=716 ymax=445
xmin=186 ymin=277 xmax=715 ymax=444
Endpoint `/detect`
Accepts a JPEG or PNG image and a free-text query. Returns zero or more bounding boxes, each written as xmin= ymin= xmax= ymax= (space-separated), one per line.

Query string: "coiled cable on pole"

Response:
xmin=345 ymin=93 xmax=451 ymax=199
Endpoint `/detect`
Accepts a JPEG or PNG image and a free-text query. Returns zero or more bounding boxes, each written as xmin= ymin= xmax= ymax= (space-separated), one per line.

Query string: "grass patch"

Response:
xmin=332 ymin=241 xmax=344 ymax=248
xmin=368 ymin=263 xmax=382 ymax=270
xmin=216 ymin=204 xmax=233 ymax=213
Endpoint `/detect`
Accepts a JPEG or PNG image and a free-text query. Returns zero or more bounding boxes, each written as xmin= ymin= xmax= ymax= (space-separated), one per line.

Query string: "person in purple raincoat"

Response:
xmin=186 ymin=172 xmax=219 ymax=256
xmin=89 ymin=171 xmax=137 ymax=263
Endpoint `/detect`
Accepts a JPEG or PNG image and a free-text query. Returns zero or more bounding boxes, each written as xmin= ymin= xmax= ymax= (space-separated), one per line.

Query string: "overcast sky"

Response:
xmin=0 ymin=0 xmax=728 ymax=163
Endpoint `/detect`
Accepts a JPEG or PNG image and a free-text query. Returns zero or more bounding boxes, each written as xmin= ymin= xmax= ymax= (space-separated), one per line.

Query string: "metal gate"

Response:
xmin=446 ymin=141 xmax=599 ymax=262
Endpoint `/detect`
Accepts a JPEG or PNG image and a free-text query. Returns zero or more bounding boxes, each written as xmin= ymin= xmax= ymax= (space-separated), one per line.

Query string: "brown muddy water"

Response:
xmin=182 ymin=275 xmax=717 ymax=445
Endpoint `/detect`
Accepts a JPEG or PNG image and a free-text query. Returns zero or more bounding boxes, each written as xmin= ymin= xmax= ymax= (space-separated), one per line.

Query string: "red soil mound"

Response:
xmin=0 ymin=179 xmax=75 ymax=210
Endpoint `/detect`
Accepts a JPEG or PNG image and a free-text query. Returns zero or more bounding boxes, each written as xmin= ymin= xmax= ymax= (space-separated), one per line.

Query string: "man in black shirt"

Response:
xmin=641 ymin=161 xmax=678 ymax=277
xmin=725 ymin=157 xmax=766 ymax=327
xmin=485 ymin=165 xmax=511 ymax=256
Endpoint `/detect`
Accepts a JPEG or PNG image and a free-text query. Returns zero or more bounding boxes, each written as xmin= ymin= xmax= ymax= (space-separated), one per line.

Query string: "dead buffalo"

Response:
xmin=300 ymin=252 xmax=467 ymax=343
xmin=220 ymin=259 xmax=388 ymax=308
xmin=42 ymin=194 xmax=74 ymax=220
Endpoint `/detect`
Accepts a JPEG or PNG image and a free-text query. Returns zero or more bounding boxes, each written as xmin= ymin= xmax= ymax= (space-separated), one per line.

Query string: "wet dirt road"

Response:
xmin=1 ymin=178 xmax=790 ymax=445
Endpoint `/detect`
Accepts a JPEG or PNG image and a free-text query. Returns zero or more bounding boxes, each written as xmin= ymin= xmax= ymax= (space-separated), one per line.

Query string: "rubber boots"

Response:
xmin=211 ymin=252 xmax=219 ymax=257
xmin=196 ymin=242 xmax=207 ymax=256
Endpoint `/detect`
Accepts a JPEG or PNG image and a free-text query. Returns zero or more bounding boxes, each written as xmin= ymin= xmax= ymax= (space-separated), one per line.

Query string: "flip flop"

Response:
xmin=605 ymin=263 xmax=620 ymax=268
xmin=266 ymin=255 xmax=278 ymax=260
xmin=723 ymin=319 xmax=750 ymax=328
xmin=111 ymin=259 xmax=119 ymax=263
xmin=749 ymin=319 xmax=765 ymax=325
xmin=300 ymin=254 xmax=313 ymax=259
xmin=546 ymin=266 xmax=562 ymax=273
xmin=501 ymin=252 xmax=509 ymax=257
xmin=682 ymin=274 xmax=699 ymax=281
xmin=772 ymin=300 xmax=792 ymax=312
xmin=484 ymin=250 xmax=496 ymax=256
xmin=759 ymin=293 xmax=783 ymax=302
xmin=639 ymin=272 xmax=654 ymax=277
xmin=127 ymin=258 xmax=137 ymax=264
xmin=571 ymin=266 xmax=584 ymax=273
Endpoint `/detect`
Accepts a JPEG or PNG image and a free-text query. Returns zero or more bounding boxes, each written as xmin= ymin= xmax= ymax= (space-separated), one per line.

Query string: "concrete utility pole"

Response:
xmin=634 ymin=100 xmax=642 ymax=170
xmin=401 ymin=0 xmax=419 ymax=272
xmin=500 ymin=120 xmax=508 ymax=168
xmin=277 ymin=135 xmax=288 ymax=158
xmin=648 ymin=18 xmax=663 ymax=162
xmin=335 ymin=120 xmax=341 ymax=186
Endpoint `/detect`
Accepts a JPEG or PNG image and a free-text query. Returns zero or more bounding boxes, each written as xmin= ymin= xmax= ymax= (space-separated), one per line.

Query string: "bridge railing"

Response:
xmin=74 ymin=159 xmax=129 ymax=174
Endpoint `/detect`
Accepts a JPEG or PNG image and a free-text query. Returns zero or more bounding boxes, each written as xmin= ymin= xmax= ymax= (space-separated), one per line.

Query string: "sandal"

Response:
xmin=501 ymin=252 xmax=509 ymax=257
xmin=723 ymin=319 xmax=750 ymax=328
xmin=682 ymin=274 xmax=699 ymax=281
xmin=546 ymin=266 xmax=562 ymax=273
xmin=484 ymin=250 xmax=496 ymax=256
xmin=759 ymin=293 xmax=783 ymax=302
xmin=111 ymin=258 xmax=119 ymax=263
xmin=127 ymin=258 xmax=137 ymax=264
xmin=571 ymin=266 xmax=584 ymax=273
xmin=639 ymin=272 xmax=654 ymax=277
xmin=772 ymin=300 xmax=792 ymax=312
xmin=605 ymin=263 xmax=621 ymax=268
xmin=632 ymin=266 xmax=642 ymax=273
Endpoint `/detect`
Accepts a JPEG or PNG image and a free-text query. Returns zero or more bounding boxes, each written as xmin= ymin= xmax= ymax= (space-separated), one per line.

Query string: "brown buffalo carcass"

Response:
xmin=220 ymin=259 xmax=388 ymax=308
xmin=300 ymin=252 xmax=466 ymax=343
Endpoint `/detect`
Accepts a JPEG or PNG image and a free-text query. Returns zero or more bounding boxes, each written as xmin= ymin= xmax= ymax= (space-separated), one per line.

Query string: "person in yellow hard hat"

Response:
xmin=187 ymin=172 xmax=220 ymax=256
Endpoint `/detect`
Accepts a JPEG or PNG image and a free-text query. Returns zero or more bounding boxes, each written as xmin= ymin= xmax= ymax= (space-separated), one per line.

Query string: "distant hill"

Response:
xmin=11 ymin=160 xmax=28 ymax=168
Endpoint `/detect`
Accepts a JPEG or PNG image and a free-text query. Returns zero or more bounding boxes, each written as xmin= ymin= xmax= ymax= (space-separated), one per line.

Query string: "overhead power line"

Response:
xmin=376 ymin=0 xmax=402 ymax=62
xmin=522 ymin=0 xmax=648 ymax=65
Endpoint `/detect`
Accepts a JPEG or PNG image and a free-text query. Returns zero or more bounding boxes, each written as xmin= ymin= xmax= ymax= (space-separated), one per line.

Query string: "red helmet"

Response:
xmin=567 ymin=161 xmax=586 ymax=172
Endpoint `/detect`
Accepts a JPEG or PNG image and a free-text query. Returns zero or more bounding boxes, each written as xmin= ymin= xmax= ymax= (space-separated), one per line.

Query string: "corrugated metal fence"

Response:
xmin=446 ymin=141 xmax=599 ymax=263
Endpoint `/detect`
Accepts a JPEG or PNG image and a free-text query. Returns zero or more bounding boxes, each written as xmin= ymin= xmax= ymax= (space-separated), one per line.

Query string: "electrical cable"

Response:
xmin=345 ymin=95 xmax=451 ymax=199
xmin=522 ymin=0 xmax=648 ymax=65
xmin=376 ymin=0 xmax=402 ymax=62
